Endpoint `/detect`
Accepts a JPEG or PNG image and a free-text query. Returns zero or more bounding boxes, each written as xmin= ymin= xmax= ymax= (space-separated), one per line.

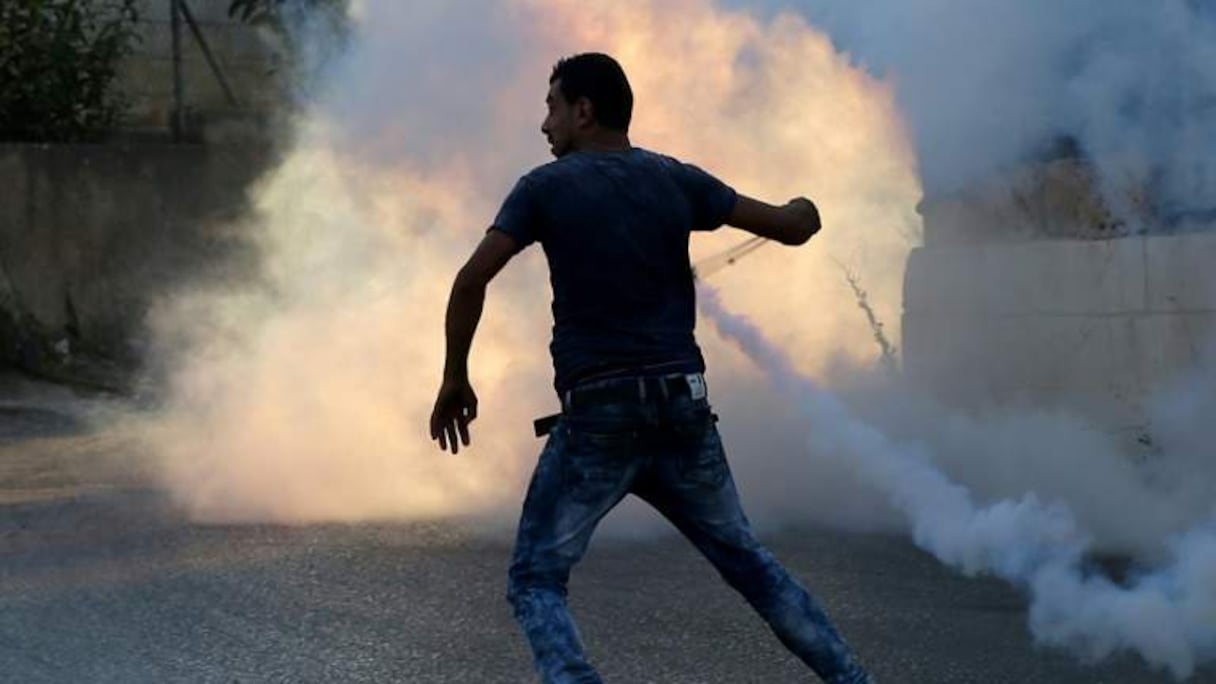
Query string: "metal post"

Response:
xmin=170 ymin=0 xmax=185 ymax=140
xmin=180 ymin=0 xmax=240 ymax=107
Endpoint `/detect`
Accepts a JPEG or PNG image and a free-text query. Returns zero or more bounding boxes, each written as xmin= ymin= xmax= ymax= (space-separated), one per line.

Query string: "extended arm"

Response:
xmin=429 ymin=229 xmax=520 ymax=454
xmin=726 ymin=194 xmax=821 ymax=245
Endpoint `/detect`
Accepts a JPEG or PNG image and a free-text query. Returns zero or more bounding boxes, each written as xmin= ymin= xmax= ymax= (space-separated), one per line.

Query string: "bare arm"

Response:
xmin=441 ymin=230 xmax=518 ymax=383
xmin=726 ymin=194 xmax=821 ymax=245
xmin=429 ymin=229 xmax=520 ymax=454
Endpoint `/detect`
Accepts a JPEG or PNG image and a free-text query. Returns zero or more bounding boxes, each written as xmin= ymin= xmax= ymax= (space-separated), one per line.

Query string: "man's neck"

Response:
xmin=574 ymin=131 xmax=631 ymax=153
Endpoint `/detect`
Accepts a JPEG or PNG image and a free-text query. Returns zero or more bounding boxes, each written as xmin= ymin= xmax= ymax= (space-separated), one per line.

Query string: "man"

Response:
xmin=430 ymin=52 xmax=873 ymax=684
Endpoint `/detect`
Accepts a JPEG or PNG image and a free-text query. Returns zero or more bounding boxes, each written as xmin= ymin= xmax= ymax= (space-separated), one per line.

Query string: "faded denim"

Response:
xmin=506 ymin=384 xmax=872 ymax=684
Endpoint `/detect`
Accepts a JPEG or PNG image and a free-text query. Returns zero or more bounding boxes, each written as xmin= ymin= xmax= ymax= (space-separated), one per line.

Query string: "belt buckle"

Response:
xmin=685 ymin=373 xmax=706 ymax=400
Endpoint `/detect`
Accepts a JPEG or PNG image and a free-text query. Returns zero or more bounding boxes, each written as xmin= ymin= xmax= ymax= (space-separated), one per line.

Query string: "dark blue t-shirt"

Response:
xmin=491 ymin=147 xmax=737 ymax=392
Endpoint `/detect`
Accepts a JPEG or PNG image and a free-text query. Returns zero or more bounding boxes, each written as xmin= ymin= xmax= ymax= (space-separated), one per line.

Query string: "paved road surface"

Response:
xmin=0 ymin=374 xmax=1209 ymax=683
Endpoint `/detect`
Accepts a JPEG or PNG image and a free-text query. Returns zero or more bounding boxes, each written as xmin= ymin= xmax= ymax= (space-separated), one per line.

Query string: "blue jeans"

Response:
xmin=506 ymin=380 xmax=872 ymax=684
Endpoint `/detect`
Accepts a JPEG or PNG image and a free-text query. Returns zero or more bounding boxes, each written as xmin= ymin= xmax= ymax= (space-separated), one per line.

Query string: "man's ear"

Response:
xmin=574 ymin=96 xmax=595 ymax=128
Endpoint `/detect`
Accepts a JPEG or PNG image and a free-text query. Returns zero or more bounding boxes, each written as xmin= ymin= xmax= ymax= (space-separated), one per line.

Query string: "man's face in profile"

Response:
xmin=542 ymin=79 xmax=575 ymax=158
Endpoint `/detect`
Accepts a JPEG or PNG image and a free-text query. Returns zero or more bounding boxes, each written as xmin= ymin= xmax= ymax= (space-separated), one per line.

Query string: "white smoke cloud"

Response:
xmin=699 ymin=285 xmax=1216 ymax=679
xmin=120 ymin=0 xmax=1216 ymax=678
xmin=710 ymin=4 xmax=1216 ymax=674
xmin=775 ymin=0 xmax=1216 ymax=225
xmin=131 ymin=0 xmax=919 ymax=525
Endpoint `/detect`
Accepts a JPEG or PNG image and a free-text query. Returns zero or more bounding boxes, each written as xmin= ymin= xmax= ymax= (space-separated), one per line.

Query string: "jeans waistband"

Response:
xmin=561 ymin=373 xmax=707 ymax=412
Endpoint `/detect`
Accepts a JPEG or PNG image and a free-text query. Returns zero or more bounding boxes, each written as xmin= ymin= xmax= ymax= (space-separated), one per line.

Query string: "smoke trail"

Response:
xmin=699 ymin=284 xmax=1216 ymax=679
xmin=700 ymin=2 xmax=1216 ymax=674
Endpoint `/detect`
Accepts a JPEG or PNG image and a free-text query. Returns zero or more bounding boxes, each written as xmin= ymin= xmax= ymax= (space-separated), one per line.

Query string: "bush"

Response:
xmin=0 ymin=0 xmax=140 ymax=142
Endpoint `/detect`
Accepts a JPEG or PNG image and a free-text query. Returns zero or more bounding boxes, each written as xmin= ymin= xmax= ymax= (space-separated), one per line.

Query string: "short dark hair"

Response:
xmin=550 ymin=53 xmax=633 ymax=133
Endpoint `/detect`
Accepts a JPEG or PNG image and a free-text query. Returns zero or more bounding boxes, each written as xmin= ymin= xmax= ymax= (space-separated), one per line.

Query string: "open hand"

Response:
xmin=429 ymin=379 xmax=478 ymax=454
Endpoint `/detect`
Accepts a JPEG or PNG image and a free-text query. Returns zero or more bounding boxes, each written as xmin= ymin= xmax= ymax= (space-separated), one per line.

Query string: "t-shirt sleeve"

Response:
xmin=675 ymin=161 xmax=738 ymax=232
xmin=489 ymin=177 xmax=541 ymax=249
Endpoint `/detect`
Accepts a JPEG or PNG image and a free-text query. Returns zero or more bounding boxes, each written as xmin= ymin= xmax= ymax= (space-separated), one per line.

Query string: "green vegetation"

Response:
xmin=0 ymin=0 xmax=141 ymax=142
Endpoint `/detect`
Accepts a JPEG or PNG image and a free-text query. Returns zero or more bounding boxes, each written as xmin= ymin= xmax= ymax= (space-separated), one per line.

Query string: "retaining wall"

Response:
xmin=0 ymin=143 xmax=269 ymax=386
xmin=903 ymin=233 xmax=1216 ymax=430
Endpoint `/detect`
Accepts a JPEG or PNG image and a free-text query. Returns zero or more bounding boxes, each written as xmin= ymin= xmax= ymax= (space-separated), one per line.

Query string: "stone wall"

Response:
xmin=0 ymin=143 xmax=269 ymax=388
xmin=903 ymin=233 xmax=1216 ymax=432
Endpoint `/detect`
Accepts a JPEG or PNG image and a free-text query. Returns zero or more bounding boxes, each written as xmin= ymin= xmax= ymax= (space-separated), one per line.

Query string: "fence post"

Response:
xmin=170 ymin=0 xmax=185 ymax=141
xmin=180 ymin=0 xmax=240 ymax=107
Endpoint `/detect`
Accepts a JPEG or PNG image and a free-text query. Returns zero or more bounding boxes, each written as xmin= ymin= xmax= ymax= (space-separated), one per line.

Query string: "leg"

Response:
xmin=636 ymin=423 xmax=872 ymax=684
xmin=507 ymin=423 xmax=636 ymax=684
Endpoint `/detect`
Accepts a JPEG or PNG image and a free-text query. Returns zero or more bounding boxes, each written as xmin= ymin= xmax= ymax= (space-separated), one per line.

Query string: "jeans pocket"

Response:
xmin=563 ymin=427 xmax=635 ymax=503
xmin=677 ymin=422 xmax=728 ymax=489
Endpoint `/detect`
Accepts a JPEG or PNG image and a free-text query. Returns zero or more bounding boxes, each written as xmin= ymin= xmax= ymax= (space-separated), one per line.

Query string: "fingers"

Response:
xmin=429 ymin=390 xmax=476 ymax=454
xmin=434 ymin=416 xmax=473 ymax=455
xmin=430 ymin=408 xmax=453 ymax=453
xmin=457 ymin=414 xmax=471 ymax=447
xmin=445 ymin=421 xmax=459 ymax=455
xmin=434 ymin=417 xmax=448 ymax=451
xmin=429 ymin=411 xmax=442 ymax=444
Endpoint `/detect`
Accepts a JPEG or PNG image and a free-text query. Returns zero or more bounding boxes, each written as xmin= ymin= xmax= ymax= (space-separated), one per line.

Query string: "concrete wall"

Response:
xmin=0 ymin=143 xmax=269 ymax=387
xmin=903 ymin=233 xmax=1216 ymax=430
xmin=916 ymin=158 xmax=1150 ymax=246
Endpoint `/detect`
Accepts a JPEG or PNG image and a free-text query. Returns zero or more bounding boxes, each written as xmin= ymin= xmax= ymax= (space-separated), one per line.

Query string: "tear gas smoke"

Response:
xmin=776 ymin=0 xmax=1216 ymax=227
xmin=124 ymin=0 xmax=1216 ymax=677
xmin=699 ymin=285 xmax=1216 ymax=679
xmin=133 ymin=0 xmax=918 ymax=524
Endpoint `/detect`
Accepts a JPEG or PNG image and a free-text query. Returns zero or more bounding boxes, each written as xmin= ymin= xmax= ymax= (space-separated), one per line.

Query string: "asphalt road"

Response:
xmin=0 ymin=374 xmax=1210 ymax=684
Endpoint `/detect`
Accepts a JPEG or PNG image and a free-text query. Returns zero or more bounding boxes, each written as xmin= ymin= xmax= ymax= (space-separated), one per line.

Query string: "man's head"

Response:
xmin=543 ymin=53 xmax=633 ymax=157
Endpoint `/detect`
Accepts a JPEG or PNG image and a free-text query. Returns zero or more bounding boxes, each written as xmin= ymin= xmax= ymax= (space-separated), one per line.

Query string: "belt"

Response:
xmin=562 ymin=372 xmax=707 ymax=412
xmin=533 ymin=373 xmax=708 ymax=438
